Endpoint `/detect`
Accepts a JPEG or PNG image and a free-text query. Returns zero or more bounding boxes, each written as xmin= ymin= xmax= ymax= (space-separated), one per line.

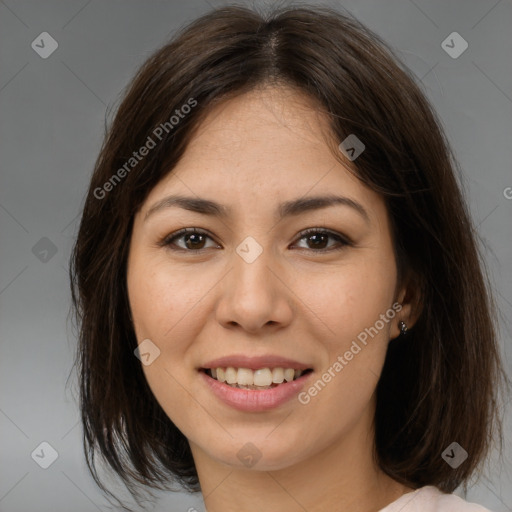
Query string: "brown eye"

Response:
xmin=183 ymin=232 xmax=206 ymax=250
xmin=293 ymin=229 xmax=351 ymax=252
xmin=161 ymin=228 xmax=220 ymax=251
xmin=305 ymin=232 xmax=329 ymax=249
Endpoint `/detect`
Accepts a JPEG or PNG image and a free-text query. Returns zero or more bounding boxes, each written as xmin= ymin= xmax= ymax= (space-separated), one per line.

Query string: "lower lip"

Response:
xmin=199 ymin=370 xmax=313 ymax=412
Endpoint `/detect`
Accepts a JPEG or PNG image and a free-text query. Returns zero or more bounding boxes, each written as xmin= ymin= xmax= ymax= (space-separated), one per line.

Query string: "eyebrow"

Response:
xmin=144 ymin=194 xmax=370 ymax=224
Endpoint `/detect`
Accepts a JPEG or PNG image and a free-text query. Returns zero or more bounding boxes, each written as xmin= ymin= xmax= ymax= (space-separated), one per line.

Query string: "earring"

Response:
xmin=398 ymin=320 xmax=408 ymax=336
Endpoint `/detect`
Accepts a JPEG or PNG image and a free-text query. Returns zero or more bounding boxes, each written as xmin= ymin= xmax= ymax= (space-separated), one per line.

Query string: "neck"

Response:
xmin=190 ymin=400 xmax=413 ymax=512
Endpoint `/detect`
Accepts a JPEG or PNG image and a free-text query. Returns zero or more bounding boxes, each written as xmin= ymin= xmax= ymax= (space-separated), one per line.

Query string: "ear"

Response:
xmin=390 ymin=270 xmax=423 ymax=340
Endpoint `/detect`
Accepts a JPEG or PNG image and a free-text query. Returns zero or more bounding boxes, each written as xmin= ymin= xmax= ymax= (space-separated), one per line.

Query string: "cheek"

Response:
xmin=292 ymin=255 xmax=397 ymax=417
xmin=128 ymin=254 xmax=208 ymax=343
xmin=297 ymin=257 xmax=396 ymax=345
xmin=127 ymin=256 xmax=209 ymax=431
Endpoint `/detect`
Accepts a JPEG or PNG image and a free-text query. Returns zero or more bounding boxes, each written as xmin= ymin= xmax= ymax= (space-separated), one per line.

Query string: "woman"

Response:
xmin=69 ymin=5 xmax=509 ymax=512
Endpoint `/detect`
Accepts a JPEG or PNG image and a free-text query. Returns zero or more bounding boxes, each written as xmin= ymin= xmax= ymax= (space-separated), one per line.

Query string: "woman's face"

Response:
xmin=127 ymin=86 xmax=408 ymax=473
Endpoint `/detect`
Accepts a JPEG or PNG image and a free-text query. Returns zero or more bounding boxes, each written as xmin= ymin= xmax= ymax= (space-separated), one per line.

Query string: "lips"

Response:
xmin=198 ymin=354 xmax=314 ymax=411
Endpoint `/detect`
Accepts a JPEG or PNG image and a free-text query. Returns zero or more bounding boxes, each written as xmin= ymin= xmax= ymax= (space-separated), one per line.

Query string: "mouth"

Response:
xmin=200 ymin=367 xmax=314 ymax=390
xmin=199 ymin=364 xmax=315 ymax=412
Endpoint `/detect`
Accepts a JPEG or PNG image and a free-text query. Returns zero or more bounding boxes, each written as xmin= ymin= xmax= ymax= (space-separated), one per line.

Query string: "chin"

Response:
xmin=209 ymin=435 xmax=310 ymax=472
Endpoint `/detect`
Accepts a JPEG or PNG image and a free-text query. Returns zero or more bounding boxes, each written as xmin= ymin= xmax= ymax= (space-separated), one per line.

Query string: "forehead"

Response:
xmin=183 ymin=86 xmax=336 ymax=163
xmin=138 ymin=85 xmax=388 ymax=231
xmin=152 ymin=86 xmax=368 ymax=196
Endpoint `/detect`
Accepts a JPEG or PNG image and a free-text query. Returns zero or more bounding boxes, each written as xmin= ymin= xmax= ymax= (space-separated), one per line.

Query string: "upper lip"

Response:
xmin=200 ymin=355 xmax=313 ymax=371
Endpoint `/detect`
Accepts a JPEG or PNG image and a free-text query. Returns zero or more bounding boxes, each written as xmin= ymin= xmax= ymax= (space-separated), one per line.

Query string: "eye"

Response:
xmin=292 ymin=228 xmax=352 ymax=252
xmin=159 ymin=228 xmax=220 ymax=251
xmin=159 ymin=227 xmax=352 ymax=253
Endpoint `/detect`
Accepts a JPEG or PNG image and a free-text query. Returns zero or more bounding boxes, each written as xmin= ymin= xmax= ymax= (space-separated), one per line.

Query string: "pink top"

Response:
xmin=379 ymin=486 xmax=493 ymax=512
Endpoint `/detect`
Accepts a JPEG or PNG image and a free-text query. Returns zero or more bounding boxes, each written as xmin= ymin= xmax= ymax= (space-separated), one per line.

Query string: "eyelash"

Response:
xmin=158 ymin=227 xmax=352 ymax=253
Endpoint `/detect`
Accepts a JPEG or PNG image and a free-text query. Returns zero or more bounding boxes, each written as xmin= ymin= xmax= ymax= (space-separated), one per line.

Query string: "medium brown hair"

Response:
xmin=69 ymin=3 xmax=509 ymax=509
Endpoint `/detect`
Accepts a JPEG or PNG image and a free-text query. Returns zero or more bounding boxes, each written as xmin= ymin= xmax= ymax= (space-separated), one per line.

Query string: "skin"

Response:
xmin=127 ymin=85 xmax=418 ymax=512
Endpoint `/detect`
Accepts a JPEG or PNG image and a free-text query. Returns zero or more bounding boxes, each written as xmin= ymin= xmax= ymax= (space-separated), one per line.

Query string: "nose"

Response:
xmin=215 ymin=243 xmax=294 ymax=334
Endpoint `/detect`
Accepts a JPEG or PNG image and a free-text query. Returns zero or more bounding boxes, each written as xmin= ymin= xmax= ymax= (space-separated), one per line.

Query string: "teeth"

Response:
xmin=253 ymin=368 xmax=273 ymax=386
xmin=272 ymin=367 xmax=284 ymax=383
xmin=237 ymin=368 xmax=253 ymax=385
xmin=207 ymin=366 xmax=308 ymax=387
xmin=284 ymin=368 xmax=295 ymax=382
xmin=225 ymin=367 xmax=237 ymax=384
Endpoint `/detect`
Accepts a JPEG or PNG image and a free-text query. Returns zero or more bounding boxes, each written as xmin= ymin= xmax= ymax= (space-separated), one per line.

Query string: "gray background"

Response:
xmin=1 ymin=0 xmax=511 ymax=511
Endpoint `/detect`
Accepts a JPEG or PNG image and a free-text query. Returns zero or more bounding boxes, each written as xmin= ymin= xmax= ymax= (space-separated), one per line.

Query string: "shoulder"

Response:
xmin=379 ymin=485 xmax=494 ymax=512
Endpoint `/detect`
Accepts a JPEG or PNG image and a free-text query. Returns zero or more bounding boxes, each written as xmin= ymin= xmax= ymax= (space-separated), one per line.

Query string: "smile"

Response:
xmin=202 ymin=367 xmax=313 ymax=389
xmin=199 ymin=366 xmax=314 ymax=412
